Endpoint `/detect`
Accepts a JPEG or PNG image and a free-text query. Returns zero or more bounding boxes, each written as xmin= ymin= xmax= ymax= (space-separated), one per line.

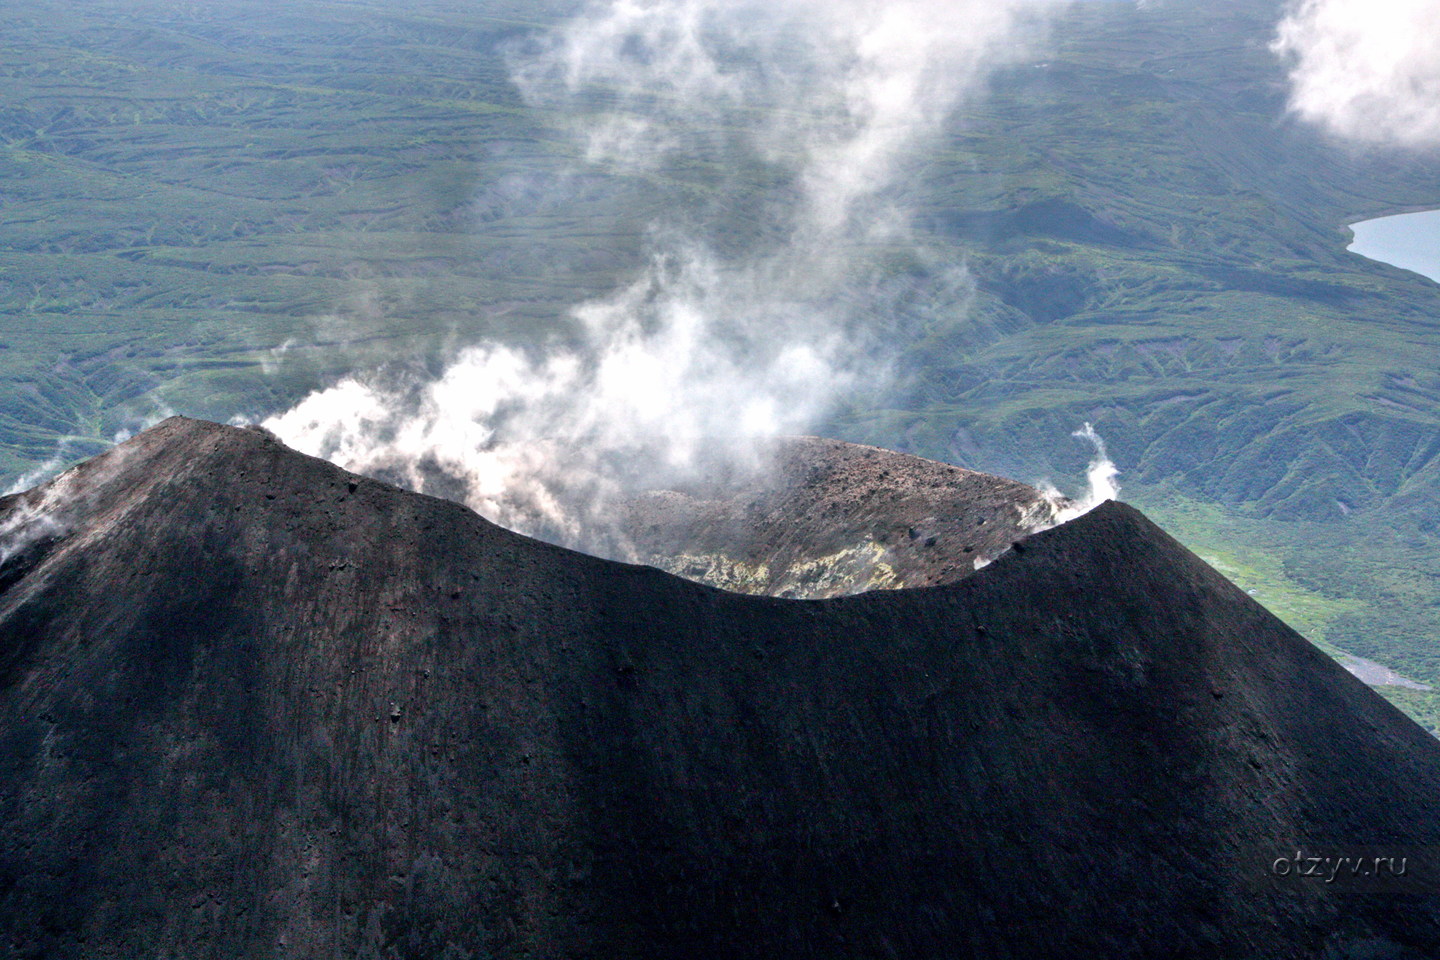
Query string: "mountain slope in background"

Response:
xmin=2 ymin=417 xmax=1439 ymax=958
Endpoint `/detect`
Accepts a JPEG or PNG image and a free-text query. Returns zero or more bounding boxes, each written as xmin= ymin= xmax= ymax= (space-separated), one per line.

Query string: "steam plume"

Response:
xmin=0 ymin=442 xmax=139 ymax=566
xmin=1273 ymin=0 xmax=1440 ymax=148
xmin=266 ymin=0 xmax=1049 ymax=550
xmin=1034 ymin=422 xmax=1120 ymax=529
xmin=4 ymin=457 xmax=65 ymax=498
xmin=0 ymin=476 xmax=73 ymax=566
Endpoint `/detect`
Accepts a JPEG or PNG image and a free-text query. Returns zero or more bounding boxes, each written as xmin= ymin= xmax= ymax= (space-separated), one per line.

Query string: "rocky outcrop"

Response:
xmin=617 ymin=435 xmax=1062 ymax=597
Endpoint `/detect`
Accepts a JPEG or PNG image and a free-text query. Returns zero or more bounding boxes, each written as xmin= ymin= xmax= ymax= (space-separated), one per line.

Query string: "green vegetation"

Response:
xmin=850 ymin=0 xmax=1440 ymax=710
xmin=0 ymin=0 xmax=638 ymax=469
xmin=1371 ymin=687 xmax=1440 ymax=738
xmin=3 ymin=0 xmax=1440 ymax=723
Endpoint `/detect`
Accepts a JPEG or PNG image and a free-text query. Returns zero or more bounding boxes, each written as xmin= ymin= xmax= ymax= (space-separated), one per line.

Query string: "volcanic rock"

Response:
xmin=2 ymin=417 xmax=1439 ymax=959
xmin=615 ymin=436 xmax=1062 ymax=597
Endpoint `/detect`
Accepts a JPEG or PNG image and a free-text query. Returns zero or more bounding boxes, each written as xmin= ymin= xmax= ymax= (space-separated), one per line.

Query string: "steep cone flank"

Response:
xmin=2 ymin=417 xmax=1439 ymax=959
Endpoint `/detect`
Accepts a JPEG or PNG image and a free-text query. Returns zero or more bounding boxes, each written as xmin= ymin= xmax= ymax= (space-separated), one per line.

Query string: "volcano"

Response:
xmin=2 ymin=417 xmax=1439 ymax=959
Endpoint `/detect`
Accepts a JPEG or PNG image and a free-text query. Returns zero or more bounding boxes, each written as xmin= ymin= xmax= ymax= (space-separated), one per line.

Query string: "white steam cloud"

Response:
xmin=266 ymin=0 xmax=1050 ymax=550
xmin=513 ymin=0 xmax=1038 ymax=231
xmin=4 ymin=457 xmax=65 ymax=498
xmin=0 ymin=440 xmax=143 ymax=569
xmin=1034 ymin=422 xmax=1120 ymax=529
xmin=0 ymin=475 xmax=74 ymax=566
xmin=1273 ymin=0 xmax=1440 ymax=147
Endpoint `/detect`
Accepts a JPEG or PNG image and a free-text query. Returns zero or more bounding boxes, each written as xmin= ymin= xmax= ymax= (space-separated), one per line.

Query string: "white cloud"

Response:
xmin=1273 ymin=0 xmax=1440 ymax=147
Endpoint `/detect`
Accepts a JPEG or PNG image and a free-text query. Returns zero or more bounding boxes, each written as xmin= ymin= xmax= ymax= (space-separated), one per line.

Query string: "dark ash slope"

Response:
xmin=2 ymin=417 xmax=1439 ymax=959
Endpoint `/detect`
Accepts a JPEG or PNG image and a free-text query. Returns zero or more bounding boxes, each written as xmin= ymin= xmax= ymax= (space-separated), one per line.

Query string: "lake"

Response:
xmin=1347 ymin=209 xmax=1440 ymax=283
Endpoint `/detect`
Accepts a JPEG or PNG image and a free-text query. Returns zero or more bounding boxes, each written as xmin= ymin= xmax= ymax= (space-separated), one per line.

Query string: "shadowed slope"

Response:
xmin=1 ymin=417 xmax=1439 ymax=959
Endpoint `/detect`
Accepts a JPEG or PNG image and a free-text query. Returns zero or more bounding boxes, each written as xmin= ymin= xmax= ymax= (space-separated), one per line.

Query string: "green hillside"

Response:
xmin=0 ymin=0 xmax=622 ymax=466
xmin=852 ymin=0 xmax=1440 ymax=718
xmin=3 ymin=0 xmax=1440 ymax=724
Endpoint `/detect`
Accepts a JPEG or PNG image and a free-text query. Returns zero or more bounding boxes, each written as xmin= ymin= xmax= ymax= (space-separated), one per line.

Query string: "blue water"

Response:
xmin=1347 ymin=209 xmax=1440 ymax=283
